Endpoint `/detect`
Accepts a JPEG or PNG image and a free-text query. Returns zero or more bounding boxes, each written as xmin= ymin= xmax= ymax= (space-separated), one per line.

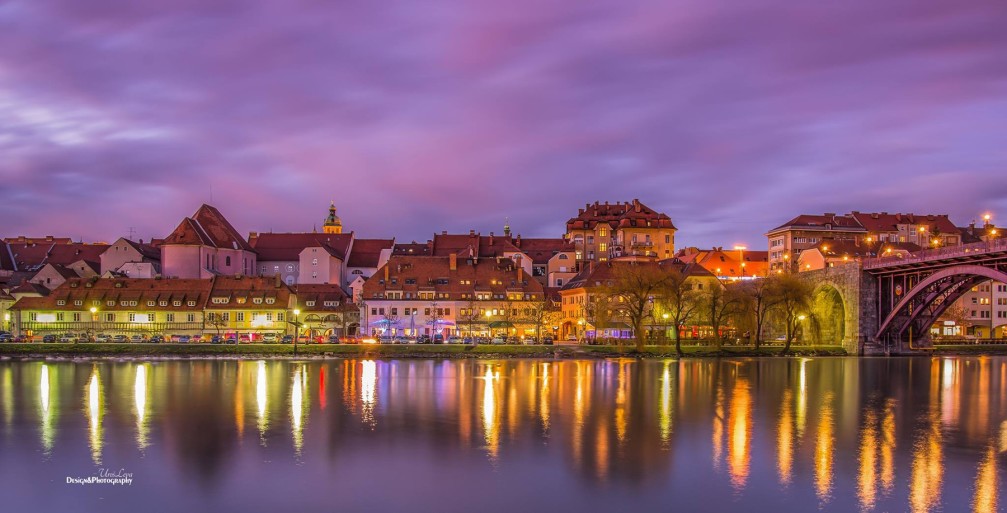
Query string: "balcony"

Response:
xmin=629 ymin=241 xmax=654 ymax=248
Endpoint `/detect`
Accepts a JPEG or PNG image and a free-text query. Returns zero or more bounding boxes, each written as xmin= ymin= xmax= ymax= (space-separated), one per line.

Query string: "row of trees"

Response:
xmin=598 ymin=264 xmax=816 ymax=355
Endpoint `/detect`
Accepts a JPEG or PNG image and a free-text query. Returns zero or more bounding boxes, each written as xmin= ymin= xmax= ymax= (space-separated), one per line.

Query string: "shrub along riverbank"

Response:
xmin=0 ymin=343 xmax=848 ymax=358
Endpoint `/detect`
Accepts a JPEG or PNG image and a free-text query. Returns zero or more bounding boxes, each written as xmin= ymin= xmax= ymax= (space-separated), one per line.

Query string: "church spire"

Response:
xmin=323 ymin=201 xmax=342 ymax=234
xmin=503 ymin=217 xmax=511 ymax=237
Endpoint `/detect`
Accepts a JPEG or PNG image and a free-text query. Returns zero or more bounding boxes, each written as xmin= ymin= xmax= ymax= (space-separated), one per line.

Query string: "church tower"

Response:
xmin=323 ymin=202 xmax=343 ymax=234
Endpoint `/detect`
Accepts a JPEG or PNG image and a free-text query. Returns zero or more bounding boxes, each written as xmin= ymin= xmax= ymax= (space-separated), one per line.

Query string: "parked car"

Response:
xmin=210 ymin=335 xmax=222 ymax=344
xmin=112 ymin=334 xmax=127 ymax=342
xmin=0 ymin=333 xmax=13 ymax=343
xmin=130 ymin=334 xmax=146 ymax=343
xmin=462 ymin=337 xmax=474 ymax=345
xmin=447 ymin=336 xmax=463 ymax=344
xmin=565 ymin=334 xmax=577 ymax=341
xmin=42 ymin=334 xmax=57 ymax=343
xmin=542 ymin=336 xmax=554 ymax=346
xmin=328 ymin=335 xmax=341 ymax=344
xmin=262 ymin=333 xmax=278 ymax=343
xmin=433 ymin=334 xmax=445 ymax=344
xmin=177 ymin=335 xmax=191 ymax=344
xmin=58 ymin=333 xmax=77 ymax=343
xmin=225 ymin=336 xmax=238 ymax=344
xmin=95 ymin=334 xmax=111 ymax=343
xmin=281 ymin=335 xmax=294 ymax=344
xmin=149 ymin=335 xmax=165 ymax=343
xmin=239 ymin=334 xmax=251 ymax=343
xmin=491 ymin=336 xmax=507 ymax=345
xmin=417 ymin=335 xmax=431 ymax=344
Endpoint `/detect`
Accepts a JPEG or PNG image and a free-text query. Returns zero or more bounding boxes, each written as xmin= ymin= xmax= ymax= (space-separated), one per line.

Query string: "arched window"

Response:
xmin=287 ymin=264 xmax=295 ymax=272
xmin=285 ymin=276 xmax=295 ymax=285
xmin=558 ymin=254 xmax=569 ymax=260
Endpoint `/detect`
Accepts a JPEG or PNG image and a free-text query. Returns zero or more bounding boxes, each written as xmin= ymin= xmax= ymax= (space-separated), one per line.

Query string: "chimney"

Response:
xmin=449 ymin=253 xmax=457 ymax=271
xmin=633 ymin=199 xmax=641 ymax=212
xmin=275 ymin=273 xmax=281 ymax=287
xmin=515 ymin=234 xmax=521 ymax=247
xmin=515 ymin=255 xmax=523 ymax=281
xmin=469 ymin=229 xmax=475 ymax=236
xmin=489 ymin=232 xmax=494 ymax=245
xmin=46 ymin=235 xmax=54 ymax=242
xmin=384 ymin=265 xmax=389 ymax=282
xmin=578 ymin=208 xmax=584 ymax=215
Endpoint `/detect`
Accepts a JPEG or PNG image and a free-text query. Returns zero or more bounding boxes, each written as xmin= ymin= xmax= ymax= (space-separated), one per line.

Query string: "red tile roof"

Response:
xmin=362 ymin=255 xmax=544 ymax=300
xmin=512 ymin=237 xmax=574 ymax=264
xmin=163 ymin=204 xmax=254 ymax=251
xmin=768 ymin=213 xmax=864 ymax=233
xmin=206 ymin=276 xmax=292 ymax=310
xmin=851 ymin=212 xmax=958 ymax=235
xmin=12 ymin=278 xmax=212 ymax=310
xmin=347 ymin=239 xmax=394 ymax=268
xmin=293 ymin=284 xmax=351 ymax=311
xmin=5 ymin=241 xmax=108 ymax=272
xmin=566 ymin=199 xmax=676 ymax=231
xmin=249 ymin=232 xmax=354 ymax=261
xmin=675 ymin=247 xmax=770 ymax=277
xmin=429 ymin=233 xmax=521 ymax=259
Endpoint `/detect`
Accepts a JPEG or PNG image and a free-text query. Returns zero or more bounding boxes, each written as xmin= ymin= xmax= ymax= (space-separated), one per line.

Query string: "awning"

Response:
xmin=369 ymin=319 xmax=402 ymax=327
xmin=426 ymin=320 xmax=456 ymax=326
xmin=488 ymin=321 xmax=514 ymax=329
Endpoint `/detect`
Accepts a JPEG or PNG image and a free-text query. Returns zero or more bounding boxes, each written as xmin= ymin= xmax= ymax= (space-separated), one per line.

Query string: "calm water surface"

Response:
xmin=0 ymin=357 xmax=1004 ymax=513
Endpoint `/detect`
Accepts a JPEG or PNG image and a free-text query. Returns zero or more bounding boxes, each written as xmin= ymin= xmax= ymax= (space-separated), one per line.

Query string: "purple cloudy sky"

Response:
xmin=1 ymin=0 xmax=1005 ymax=249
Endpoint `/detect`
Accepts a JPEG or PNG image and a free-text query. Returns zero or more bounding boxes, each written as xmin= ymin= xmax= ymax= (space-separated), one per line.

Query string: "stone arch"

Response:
xmin=810 ymin=284 xmax=846 ymax=344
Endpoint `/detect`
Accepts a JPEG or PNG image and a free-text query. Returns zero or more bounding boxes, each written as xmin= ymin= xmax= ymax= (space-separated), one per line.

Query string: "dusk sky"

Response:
xmin=1 ymin=1 xmax=1005 ymax=249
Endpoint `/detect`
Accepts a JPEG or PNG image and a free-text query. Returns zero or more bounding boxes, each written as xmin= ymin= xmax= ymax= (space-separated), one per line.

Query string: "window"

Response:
xmin=237 ymin=312 xmax=245 ymax=322
xmin=167 ymin=313 xmax=175 ymax=322
xmin=599 ymin=228 xmax=607 ymax=238
xmin=56 ymin=299 xmax=65 ymax=306
xmin=287 ymin=264 xmax=295 ymax=272
xmin=312 ymin=272 xmax=318 ymax=279
xmin=187 ymin=313 xmax=195 ymax=323
xmin=277 ymin=313 xmax=284 ymax=322
xmin=173 ymin=300 xmax=182 ymax=307
xmin=306 ymin=301 xmax=316 ymax=307
xmin=225 ymin=256 xmax=231 ymax=267
xmin=128 ymin=313 xmax=137 ymax=322
xmin=391 ymin=308 xmax=398 ymax=315
xmin=312 ymin=258 xmax=318 ymax=266
xmin=107 ymin=301 xmax=115 ymax=306
xmin=56 ymin=312 xmax=64 ymax=321
xmin=105 ymin=313 xmax=114 ymax=322
xmin=147 ymin=301 xmax=155 ymax=307
xmin=371 ymin=308 xmax=378 ymax=316
xmin=73 ymin=312 xmax=82 ymax=322
xmin=599 ymin=243 xmax=607 ymax=252
xmin=221 ymin=313 xmax=230 ymax=321
xmin=265 ymin=298 xmax=275 ymax=304
xmin=187 ymin=301 xmax=196 ymax=307
xmin=261 ymin=265 xmax=267 ymax=273
xmin=558 ymin=254 xmax=569 ymax=260
xmin=74 ymin=300 xmax=82 ymax=306
xmin=253 ymin=298 xmax=263 ymax=304
xmin=665 ymin=235 xmax=671 ymax=244
xmin=160 ymin=300 xmax=168 ymax=307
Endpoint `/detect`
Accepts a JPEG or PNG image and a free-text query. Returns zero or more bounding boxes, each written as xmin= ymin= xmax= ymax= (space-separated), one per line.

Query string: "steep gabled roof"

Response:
xmin=511 ymin=237 xmax=574 ymax=264
xmin=362 ymin=255 xmax=544 ymax=300
xmin=293 ymin=283 xmax=351 ymax=311
xmin=767 ymin=213 xmax=864 ymax=234
xmin=163 ymin=205 xmax=254 ymax=251
xmin=119 ymin=238 xmax=162 ymax=261
xmin=851 ymin=212 xmax=958 ymax=235
xmin=5 ymin=241 xmax=108 ymax=272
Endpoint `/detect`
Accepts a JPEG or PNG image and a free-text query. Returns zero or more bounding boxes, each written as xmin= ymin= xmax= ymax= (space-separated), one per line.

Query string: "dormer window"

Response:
xmin=74 ymin=300 xmax=82 ymax=306
xmin=306 ymin=301 xmax=316 ymax=307
xmin=107 ymin=301 xmax=115 ymax=306
xmin=147 ymin=301 xmax=156 ymax=307
xmin=253 ymin=298 xmax=263 ymax=304
xmin=173 ymin=300 xmax=182 ymax=307
xmin=57 ymin=300 xmax=66 ymax=306
xmin=212 ymin=297 xmax=229 ymax=304
xmin=265 ymin=298 xmax=275 ymax=305
xmin=187 ymin=301 xmax=196 ymax=307
xmin=160 ymin=301 xmax=168 ymax=307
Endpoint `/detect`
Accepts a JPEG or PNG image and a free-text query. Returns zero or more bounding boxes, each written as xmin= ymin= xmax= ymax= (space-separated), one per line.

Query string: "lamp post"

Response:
xmin=662 ymin=312 xmax=669 ymax=344
xmin=734 ymin=245 xmax=747 ymax=278
xmin=293 ymin=308 xmax=301 ymax=356
xmin=3 ymin=312 xmax=9 ymax=333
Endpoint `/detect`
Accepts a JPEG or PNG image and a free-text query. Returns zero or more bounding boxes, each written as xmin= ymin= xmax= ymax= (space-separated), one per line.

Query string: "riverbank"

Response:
xmin=0 ymin=343 xmax=849 ymax=359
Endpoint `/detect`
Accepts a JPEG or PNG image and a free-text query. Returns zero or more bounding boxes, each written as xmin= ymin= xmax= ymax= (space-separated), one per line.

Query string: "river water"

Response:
xmin=0 ymin=357 xmax=1003 ymax=512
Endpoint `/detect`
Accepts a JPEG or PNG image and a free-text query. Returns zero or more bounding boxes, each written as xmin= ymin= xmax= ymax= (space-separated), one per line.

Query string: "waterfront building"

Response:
xmin=360 ymin=254 xmax=546 ymax=338
xmin=565 ymin=199 xmax=676 ymax=263
xmin=558 ymin=259 xmax=720 ymax=341
xmin=765 ymin=213 xmax=865 ymax=272
xmin=11 ymin=278 xmax=212 ymax=339
xmin=796 ymin=240 xmax=920 ymax=272
xmin=161 ymin=204 xmax=257 ymax=279
xmin=203 ymin=276 xmax=294 ymax=341
xmin=292 ymin=283 xmax=357 ymax=338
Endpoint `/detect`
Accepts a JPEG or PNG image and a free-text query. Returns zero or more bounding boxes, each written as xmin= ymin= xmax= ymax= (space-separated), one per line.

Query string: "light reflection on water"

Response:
xmin=1 ymin=357 xmax=1006 ymax=512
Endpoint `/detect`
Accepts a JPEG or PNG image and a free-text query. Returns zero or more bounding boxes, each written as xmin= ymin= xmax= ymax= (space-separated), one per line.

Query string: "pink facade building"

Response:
xmin=161 ymin=205 xmax=257 ymax=279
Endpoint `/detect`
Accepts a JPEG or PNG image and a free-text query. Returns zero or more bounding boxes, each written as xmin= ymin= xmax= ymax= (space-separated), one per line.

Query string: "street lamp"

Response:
xmin=3 ymin=312 xmax=9 ymax=333
xmin=662 ymin=312 xmax=669 ymax=343
xmin=293 ymin=308 xmax=301 ymax=356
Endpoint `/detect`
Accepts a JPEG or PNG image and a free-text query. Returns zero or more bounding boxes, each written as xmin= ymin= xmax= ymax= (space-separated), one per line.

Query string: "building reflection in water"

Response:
xmin=135 ymin=364 xmax=149 ymax=450
xmin=727 ymin=376 xmax=751 ymax=491
xmin=38 ymin=364 xmax=54 ymax=455
xmin=85 ymin=368 xmax=104 ymax=464
xmin=858 ymin=407 xmax=879 ymax=510
xmin=910 ymin=411 xmax=943 ymax=513
xmin=973 ymin=444 xmax=998 ymax=513
xmin=291 ymin=366 xmax=307 ymax=455
xmin=777 ymin=389 xmax=794 ymax=486
xmin=712 ymin=386 xmax=724 ymax=471
xmin=814 ymin=392 xmax=834 ymax=503
xmin=360 ymin=360 xmax=377 ymax=428
xmin=2 ymin=367 xmax=12 ymax=431
xmin=659 ymin=361 xmax=674 ymax=446
xmin=256 ymin=360 xmax=268 ymax=441
xmin=539 ymin=362 xmax=551 ymax=434
xmin=480 ymin=366 xmax=500 ymax=461
xmin=797 ymin=358 xmax=808 ymax=438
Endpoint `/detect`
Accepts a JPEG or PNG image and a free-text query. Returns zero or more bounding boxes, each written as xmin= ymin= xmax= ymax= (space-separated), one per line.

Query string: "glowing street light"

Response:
xmin=293 ymin=308 xmax=301 ymax=356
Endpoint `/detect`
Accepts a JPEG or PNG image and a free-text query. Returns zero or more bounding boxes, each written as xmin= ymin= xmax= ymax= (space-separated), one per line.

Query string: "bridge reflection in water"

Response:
xmin=0 ymin=357 xmax=1004 ymax=512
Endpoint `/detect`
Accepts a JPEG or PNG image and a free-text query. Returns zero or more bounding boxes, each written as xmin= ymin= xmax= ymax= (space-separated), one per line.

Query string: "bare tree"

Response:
xmin=604 ymin=263 xmax=676 ymax=351
xmin=206 ymin=312 xmax=228 ymax=338
xmin=584 ymin=292 xmax=615 ymax=345
xmin=737 ymin=277 xmax=781 ymax=349
xmin=706 ymin=282 xmax=743 ymax=349
xmin=772 ymin=274 xmax=814 ymax=354
xmin=657 ymin=269 xmax=702 ymax=356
